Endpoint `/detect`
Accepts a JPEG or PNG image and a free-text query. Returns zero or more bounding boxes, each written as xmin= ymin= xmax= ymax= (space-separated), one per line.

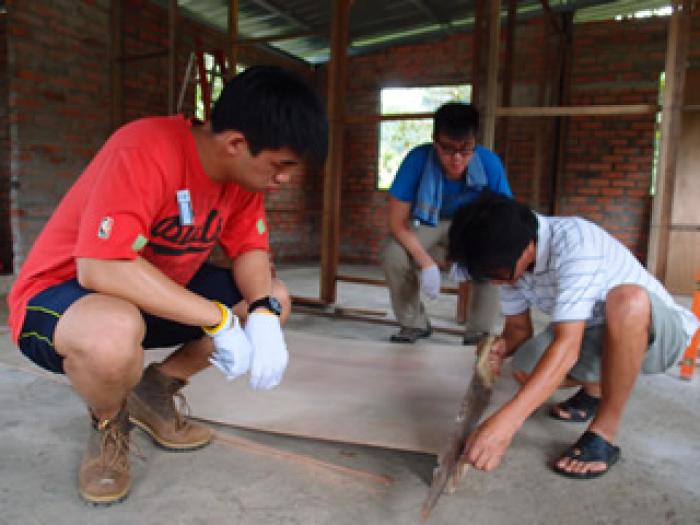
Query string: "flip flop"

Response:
xmin=553 ymin=430 xmax=620 ymax=480
xmin=549 ymin=388 xmax=600 ymax=422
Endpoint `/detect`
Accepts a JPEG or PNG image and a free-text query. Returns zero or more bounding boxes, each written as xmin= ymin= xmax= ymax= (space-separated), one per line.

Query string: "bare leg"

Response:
xmin=54 ymin=294 xmax=145 ymax=421
xmin=556 ymin=285 xmax=650 ymax=475
xmin=513 ymin=370 xmax=600 ymax=396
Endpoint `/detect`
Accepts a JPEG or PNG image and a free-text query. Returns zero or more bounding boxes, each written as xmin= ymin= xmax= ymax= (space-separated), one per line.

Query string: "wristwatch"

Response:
xmin=248 ymin=295 xmax=282 ymax=316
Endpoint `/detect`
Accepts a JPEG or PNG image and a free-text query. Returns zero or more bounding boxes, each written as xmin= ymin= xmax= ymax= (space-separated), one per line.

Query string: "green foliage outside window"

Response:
xmin=377 ymin=84 xmax=472 ymax=190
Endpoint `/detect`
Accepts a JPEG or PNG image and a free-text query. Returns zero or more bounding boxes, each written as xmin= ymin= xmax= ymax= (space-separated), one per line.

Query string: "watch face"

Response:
xmin=269 ymin=296 xmax=282 ymax=314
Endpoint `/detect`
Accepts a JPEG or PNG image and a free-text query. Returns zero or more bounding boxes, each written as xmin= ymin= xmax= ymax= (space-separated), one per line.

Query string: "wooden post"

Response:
xmin=551 ymin=12 xmax=573 ymax=215
xmin=167 ymin=0 xmax=177 ymax=114
xmin=482 ymin=0 xmax=501 ymax=150
xmin=499 ymin=0 xmax=517 ymax=164
xmin=228 ymin=0 xmax=239 ymax=78
xmin=320 ymin=0 xmax=351 ymax=304
xmin=110 ymin=0 xmax=123 ymax=129
xmin=647 ymin=0 xmax=691 ymax=279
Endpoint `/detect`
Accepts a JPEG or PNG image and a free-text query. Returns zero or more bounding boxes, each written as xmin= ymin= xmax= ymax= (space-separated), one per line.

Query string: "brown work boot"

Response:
xmin=78 ymin=405 xmax=132 ymax=504
xmin=127 ymin=363 xmax=211 ymax=450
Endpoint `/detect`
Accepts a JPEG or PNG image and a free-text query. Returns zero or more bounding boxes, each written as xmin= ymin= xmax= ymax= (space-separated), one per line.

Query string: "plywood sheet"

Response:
xmin=665 ymin=230 xmax=700 ymax=294
xmin=147 ymin=331 xmax=517 ymax=454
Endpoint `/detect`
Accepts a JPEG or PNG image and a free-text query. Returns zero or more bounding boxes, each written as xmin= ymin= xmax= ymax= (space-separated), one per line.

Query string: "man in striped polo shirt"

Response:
xmin=447 ymin=193 xmax=698 ymax=479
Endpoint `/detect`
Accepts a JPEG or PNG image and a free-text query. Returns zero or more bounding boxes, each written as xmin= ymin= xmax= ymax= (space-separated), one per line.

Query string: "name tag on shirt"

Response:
xmin=176 ymin=189 xmax=194 ymax=226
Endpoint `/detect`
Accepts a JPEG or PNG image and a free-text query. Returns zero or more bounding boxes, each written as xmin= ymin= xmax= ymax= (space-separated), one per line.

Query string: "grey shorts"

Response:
xmin=511 ymin=291 xmax=688 ymax=383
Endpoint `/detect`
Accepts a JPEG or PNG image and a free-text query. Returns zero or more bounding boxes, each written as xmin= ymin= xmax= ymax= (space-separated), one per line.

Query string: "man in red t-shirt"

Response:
xmin=7 ymin=65 xmax=328 ymax=504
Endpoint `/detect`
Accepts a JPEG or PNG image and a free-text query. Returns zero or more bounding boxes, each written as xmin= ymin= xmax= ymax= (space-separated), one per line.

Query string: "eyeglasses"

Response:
xmin=435 ymin=139 xmax=475 ymax=158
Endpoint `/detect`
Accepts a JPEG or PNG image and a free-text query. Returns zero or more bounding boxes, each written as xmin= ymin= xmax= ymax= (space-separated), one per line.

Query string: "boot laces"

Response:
xmin=173 ymin=392 xmax=193 ymax=431
xmin=96 ymin=418 xmax=143 ymax=469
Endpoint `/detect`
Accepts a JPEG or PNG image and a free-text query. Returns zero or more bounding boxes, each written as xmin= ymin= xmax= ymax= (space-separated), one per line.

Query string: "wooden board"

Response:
xmin=147 ymin=330 xmax=517 ymax=454
xmin=666 ymin=69 xmax=700 ymax=294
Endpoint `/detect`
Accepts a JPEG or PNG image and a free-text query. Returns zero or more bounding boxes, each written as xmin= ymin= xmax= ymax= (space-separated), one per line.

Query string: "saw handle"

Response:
xmin=475 ymin=335 xmax=498 ymax=388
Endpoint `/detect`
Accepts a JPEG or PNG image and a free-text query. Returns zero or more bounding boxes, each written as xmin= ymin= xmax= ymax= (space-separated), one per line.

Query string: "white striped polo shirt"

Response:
xmin=499 ymin=214 xmax=699 ymax=345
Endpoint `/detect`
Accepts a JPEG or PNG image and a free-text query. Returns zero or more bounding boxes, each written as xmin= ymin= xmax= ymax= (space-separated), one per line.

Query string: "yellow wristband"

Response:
xmin=203 ymin=301 xmax=229 ymax=335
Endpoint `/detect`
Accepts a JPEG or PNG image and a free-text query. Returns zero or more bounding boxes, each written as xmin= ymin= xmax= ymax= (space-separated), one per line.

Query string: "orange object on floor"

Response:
xmin=679 ymin=269 xmax=700 ymax=381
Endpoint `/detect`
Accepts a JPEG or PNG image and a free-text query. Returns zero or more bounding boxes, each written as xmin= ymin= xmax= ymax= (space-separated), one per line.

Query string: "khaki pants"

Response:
xmin=380 ymin=220 xmax=501 ymax=333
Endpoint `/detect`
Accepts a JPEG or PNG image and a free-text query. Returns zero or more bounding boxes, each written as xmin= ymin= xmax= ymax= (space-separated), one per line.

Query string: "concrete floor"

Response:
xmin=0 ymin=266 xmax=698 ymax=525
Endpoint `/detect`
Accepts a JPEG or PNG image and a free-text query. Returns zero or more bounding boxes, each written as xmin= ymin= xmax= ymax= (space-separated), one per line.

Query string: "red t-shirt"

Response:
xmin=8 ymin=116 xmax=269 ymax=342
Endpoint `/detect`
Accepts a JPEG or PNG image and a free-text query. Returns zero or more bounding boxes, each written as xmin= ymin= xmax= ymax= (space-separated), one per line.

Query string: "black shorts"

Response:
xmin=17 ymin=263 xmax=243 ymax=374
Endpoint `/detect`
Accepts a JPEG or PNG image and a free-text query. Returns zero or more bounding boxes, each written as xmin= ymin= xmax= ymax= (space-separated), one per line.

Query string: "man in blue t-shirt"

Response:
xmin=381 ymin=102 xmax=512 ymax=344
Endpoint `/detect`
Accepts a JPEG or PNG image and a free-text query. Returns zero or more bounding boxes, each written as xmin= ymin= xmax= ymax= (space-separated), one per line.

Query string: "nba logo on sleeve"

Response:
xmin=98 ymin=216 xmax=114 ymax=240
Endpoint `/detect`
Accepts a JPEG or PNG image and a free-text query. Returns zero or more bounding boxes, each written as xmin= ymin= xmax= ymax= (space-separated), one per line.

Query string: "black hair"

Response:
xmin=433 ymin=102 xmax=479 ymax=139
xmin=210 ymin=65 xmax=329 ymax=170
xmin=448 ymin=193 xmax=538 ymax=281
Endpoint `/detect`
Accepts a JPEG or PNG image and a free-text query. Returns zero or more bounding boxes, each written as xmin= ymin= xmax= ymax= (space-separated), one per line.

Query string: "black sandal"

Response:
xmin=549 ymin=388 xmax=600 ymax=422
xmin=553 ymin=430 xmax=620 ymax=479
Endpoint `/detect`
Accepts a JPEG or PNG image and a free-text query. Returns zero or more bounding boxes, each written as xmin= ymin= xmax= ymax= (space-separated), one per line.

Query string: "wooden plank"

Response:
xmin=496 ymin=104 xmax=657 ymax=117
xmin=335 ymin=273 xmax=460 ymax=294
xmin=344 ymin=104 xmax=658 ymax=125
xmin=237 ymin=31 xmax=316 ymax=45
xmin=482 ymin=0 xmax=501 ymax=149
xmin=670 ymin=69 xmax=700 ymax=226
xmin=647 ymin=0 xmax=691 ymax=279
xmin=320 ymin=0 xmax=351 ymax=304
xmin=665 ymin=230 xmax=700 ymax=294
xmin=146 ymin=330 xmax=518 ymax=454
xmin=499 ymin=0 xmax=518 ymax=168
xmin=551 ymin=12 xmax=573 ymax=215
xmin=212 ymin=430 xmax=393 ymax=486
xmin=291 ymin=305 xmax=465 ymax=337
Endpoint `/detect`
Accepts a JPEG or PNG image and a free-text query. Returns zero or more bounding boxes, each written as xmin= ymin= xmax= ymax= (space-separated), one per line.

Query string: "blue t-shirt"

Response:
xmin=388 ymin=144 xmax=512 ymax=219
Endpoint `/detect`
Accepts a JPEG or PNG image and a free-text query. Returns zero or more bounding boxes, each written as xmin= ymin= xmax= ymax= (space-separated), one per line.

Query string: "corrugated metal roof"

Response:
xmin=171 ymin=0 xmax=672 ymax=65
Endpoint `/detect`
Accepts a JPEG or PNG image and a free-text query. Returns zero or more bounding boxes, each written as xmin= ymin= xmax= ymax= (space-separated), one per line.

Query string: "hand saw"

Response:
xmin=420 ymin=335 xmax=496 ymax=521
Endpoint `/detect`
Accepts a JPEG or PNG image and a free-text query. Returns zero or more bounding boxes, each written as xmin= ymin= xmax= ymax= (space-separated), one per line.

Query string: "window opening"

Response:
xmin=377 ymin=85 xmax=471 ymax=190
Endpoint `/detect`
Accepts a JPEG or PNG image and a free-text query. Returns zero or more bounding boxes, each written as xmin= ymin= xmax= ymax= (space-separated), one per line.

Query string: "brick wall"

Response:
xmin=0 ymin=13 xmax=10 ymax=273
xmin=333 ymin=11 xmax=700 ymax=265
xmin=4 ymin=3 xmax=700 ymax=270
xmin=6 ymin=0 xmax=112 ymax=269
xmin=118 ymin=0 xmax=322 ymax=263
xmin=5 ymin=0 xmax=320 ymax=269
xmin=559 ymin=17 xmax=668 ymax=260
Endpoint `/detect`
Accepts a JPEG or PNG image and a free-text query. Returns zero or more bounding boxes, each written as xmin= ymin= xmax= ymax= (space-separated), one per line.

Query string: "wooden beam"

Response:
xmin=335 ymin=274 xmax=460 ymax=295
xmin=249 ymin=0 xmax=312 ymax=30
xmin=110 ymin=0 xmax=123 ymax=130
xmin=499 ymin=0 xmax=518 ymax=159
xmin=236 ymin=30 xmax=316 ymax=46
xmin=344 ymin=104 xmax=658 ymax=125
xmin=405 ymin=0 xmax=452 ymax=30
xmin=472 ymin=0 xmax=486 ymax=129
xmin=228 ymin=0 xmax=239 ymax=79
xmin=320 ymin=0 xmax=351 ymax=304
xmin=647 ymin=0 xmax=691 ymax=279
xmin=482 ymin=0 xmax=501 ymax=150
xmin=496 ymin=104 xmax=657 ymax=117
xmin=167 ymin=0 xmax=177 ymax=114
xmin=550 ymin=12 xmax=573 ymax=215
xmin=539 ymin=0 xmax=563 ymax=35
xmin=291 ymin=305 xmax=465 ymax=337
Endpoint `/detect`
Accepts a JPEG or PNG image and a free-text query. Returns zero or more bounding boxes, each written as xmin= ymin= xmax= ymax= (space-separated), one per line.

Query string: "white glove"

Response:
xmin=420 ymin=263 xmax=441 ymax=300
xmin=245 ymin=312 xmax=289 ymax=390
xmin=206 ymin=306 xmax=253 ymax=381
